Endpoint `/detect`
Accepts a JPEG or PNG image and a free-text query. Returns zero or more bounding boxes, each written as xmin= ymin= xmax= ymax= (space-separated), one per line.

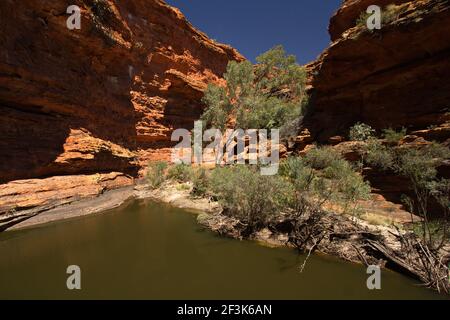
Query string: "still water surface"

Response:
xmin=0 ymin=199 xmax=446 ymax=299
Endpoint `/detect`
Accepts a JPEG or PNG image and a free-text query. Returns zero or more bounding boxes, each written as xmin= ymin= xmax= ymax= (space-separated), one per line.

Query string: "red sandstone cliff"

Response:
xmin=0 ymin=0 xmax=244 ymax=183
xmin=301 ymin=0 xmax=450 ymax=216
xmin=305 ymin=0 xmax=450 ymax=143
xmin=0 ymin=0 xmax=244 ymax=226
xmin=328 ymin=0 xmax=411 ymax=41
xmin=1 ymin=0 xmax=449 ymax=229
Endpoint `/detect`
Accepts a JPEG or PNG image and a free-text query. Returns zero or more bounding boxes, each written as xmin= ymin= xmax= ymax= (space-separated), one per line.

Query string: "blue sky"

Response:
xmin=165 ymin=0 xmax=342 ymax=64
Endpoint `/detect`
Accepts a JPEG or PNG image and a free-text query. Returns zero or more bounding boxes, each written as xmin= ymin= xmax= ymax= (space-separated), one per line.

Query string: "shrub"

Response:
xmin=335 ymin=170 xmax=371 ymax=216
xmin=209 ymin=166 xmax=293 ymax=228
xmin=356 ymin=4 xmax=406 ymax=32
xmin=365 ymin=139 xmax=395 ymax=170
xmin=304 ymin=146 xmax=342 ymax=170
xmin=349 ymin=122 xmax=375 ymax=141
xmin=318 ymin=157 xmax=371 ymax=216
xmin=280 ymin=156 xmax=308 ymax=181
xmin=146 ymin=161 xmax=168 ymax=189
xmin=201 ymin=45 xmax=307 ymax=131
xmin=167 ymin=164 xmax=193 ymax=183
xmin=281 ymin=155 xmax=371 ymax=218
xmin=382 ymin=127 xmax=406 ymax=144
xmin=397 ymin=148 xmax=439 ymax=187
xmin=367 ymin=141 xmax=450 ymax=250
xmin=280 ymin=157 xmax=316 ymax=193
xmin=429 ymin=178 xmax=450 ymax=205
xmin=90 ymin=0 xmax=117 ymax=46
xmin=321 ymin=157 xmax=353 ymax=180
xmin=382 ymin=4 xmax=405 ymax=25
xmin=356 ymin=11 xmax=372 ymax=28
xmin=422 ymin=142 xmax=450 ymax=159
xmin=191 ymin=168 xmax=209 ymax=198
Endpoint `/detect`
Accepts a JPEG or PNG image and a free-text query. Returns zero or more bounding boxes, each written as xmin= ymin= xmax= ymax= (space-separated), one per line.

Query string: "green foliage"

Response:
xmin=365 ymin=139 xmax=395 ymax=170
xmin=356 ymin=4 xmax=405 ymax=29
xmin=397 ymin=149 xmax=438 ymax=188
xmin=159 ymin=156 xmax=372 ymax=227
xmin=365 ymin=140 xmax=450 ymax=249
xmin=167 ymin=164 xmax=193 ymax=183
xmin=165 ymin=164 xmax=210 ymax=197
xmin=382 ymin=127 xmax=407 ymax=145
xmin=280 ymin=157 xmax=313 ymax=190
xmin=334 ymin=167 xmax=371 ymax=216
xmin=201 ymin=84 xmax=230 ymax=130
xmin=408 ymin=218 xmax=449 ymax=250
xmin=146 ymin=161 xmax=168 ymax=189
xmin=161 ymin=164 xmax=210 ymax=197
xmin=382 ymin=4 xmax=405 ymax=25
xmin=366 ymin=141 xmax=449 ymax=187
xmin=423 ymin=142 xmax=450 ymax=159
xmin=201 ymin=45 xmax=307 ymax=131
xmin=322 ymin=157 xmax=353 ymax=180
xmin=349 ymin=122 xmax=376 ymax=141
xmin=429 ymin=179 xmax=450 ymax=210
xmin=356 ymin=11 xmax=372 ymax=27
xmin=209 ymin=166 xmax=294 ymax=227
xmin=90 ymin=0 xmax=117 ymax=46
xmin=303 ymin=146 xmax=342 ymax=170
xmin=191 ymin=168 xmax=209 ymax=198
xmin=281 ymin=154 xmax=371 ymax=217
xmin=318 ymin=157 xmax=371 ymax=215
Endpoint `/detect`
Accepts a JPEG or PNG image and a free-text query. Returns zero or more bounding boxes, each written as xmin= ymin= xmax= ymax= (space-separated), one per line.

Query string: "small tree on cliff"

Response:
xmin=201 ymin=45 xmax=307 ymax=131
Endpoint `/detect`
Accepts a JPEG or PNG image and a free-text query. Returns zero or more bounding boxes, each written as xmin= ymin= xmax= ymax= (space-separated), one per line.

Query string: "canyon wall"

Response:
xmin=305 ymin=0 xmax=450 ymax=143
xmin=301 ymin=0 xmax=450 ymax=214
xmin=1 ymin=0 xmax=449 ymax=227
xmin=0 ymin=0 xmax=244 ymax=184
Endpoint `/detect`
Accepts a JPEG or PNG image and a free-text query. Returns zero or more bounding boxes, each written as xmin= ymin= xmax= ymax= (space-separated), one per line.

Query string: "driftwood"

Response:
xmin=365 ymin=239 xmax=420 ymax=280
xmin=366 ymin=237 xmax=449 ymax=294
xmin=200 ymin=202 xmax=450 ymax=294
xmin=284 ymin=208 xmax=449 ymax=294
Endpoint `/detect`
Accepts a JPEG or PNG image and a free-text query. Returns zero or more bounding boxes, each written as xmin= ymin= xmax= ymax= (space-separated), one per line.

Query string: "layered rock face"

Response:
xmin=1 ymin=0 xmax=449 ymax=228
xmin=328 ymin=0 xmax=411 ymax=41
xmin=300 ymin=0 xmax=450 ymax=217
xmin=0 ymin=0 xmax=243 ymax=183
xmin=0 ymin=172 xmax=133 ymax=230
xmin=305 ymin=0 xmax=450 ymax=143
